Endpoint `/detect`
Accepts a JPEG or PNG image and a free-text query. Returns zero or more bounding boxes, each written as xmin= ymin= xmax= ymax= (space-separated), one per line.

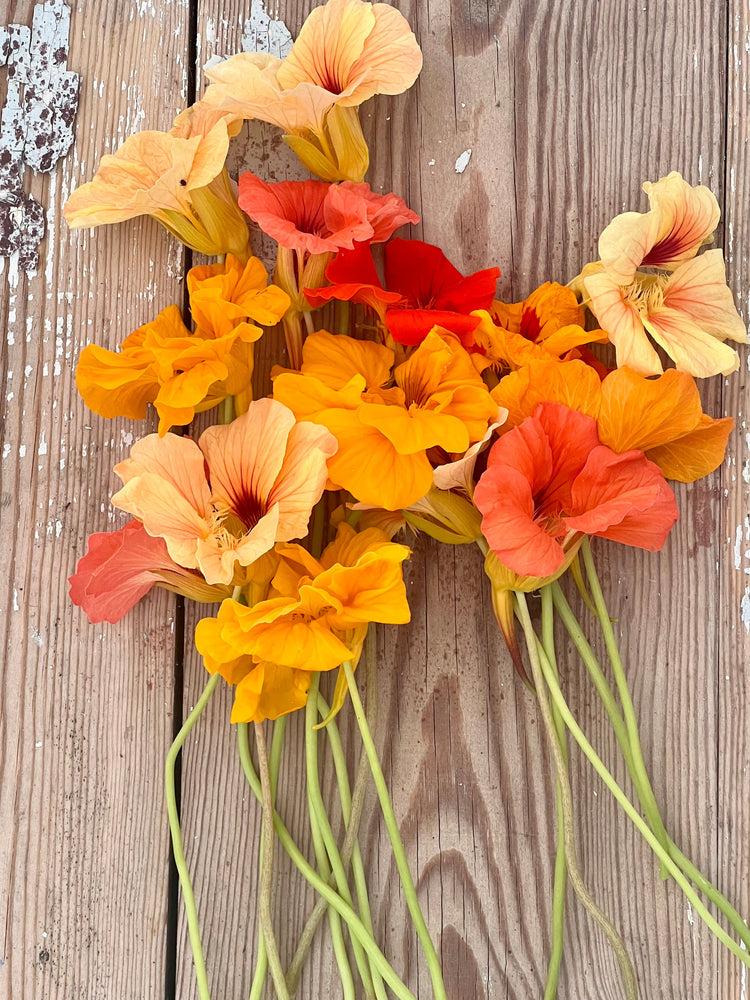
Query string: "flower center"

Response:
xmin=624 ymin=272 xmax=669 ymax=316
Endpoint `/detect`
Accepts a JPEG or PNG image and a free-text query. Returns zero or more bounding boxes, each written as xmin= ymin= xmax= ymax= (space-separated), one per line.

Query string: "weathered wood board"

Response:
xmin=1 ymin=1 xmax=749 ymax=999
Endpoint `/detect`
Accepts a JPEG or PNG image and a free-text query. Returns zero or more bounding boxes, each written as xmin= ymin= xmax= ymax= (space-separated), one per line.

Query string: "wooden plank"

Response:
xmin=174 ymin=0 xmax=741 ymax=998
xmin=0 ymin=1 xmax=190 ymax=997
xmin=720 ymin=4 xmax=750 ymax=1000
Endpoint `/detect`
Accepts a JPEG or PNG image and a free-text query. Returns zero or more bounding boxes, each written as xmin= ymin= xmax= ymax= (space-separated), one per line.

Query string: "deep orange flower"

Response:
xmin=273 ymin=328 xmax=500 ymax=509
xmin=471 ymin=282 xmax=608 ymax=372
xmin=474 ymin=403 xmax=679 ymax=577
xmin=76 ymin=305 xmax=260 ymax=436
xmin=187 ymin=253 xmax=291 ymax=338
xmin=194 ymin=523 xmax=411 ymax=722
xmin=491 ymin=359 xmax=733 ymax=482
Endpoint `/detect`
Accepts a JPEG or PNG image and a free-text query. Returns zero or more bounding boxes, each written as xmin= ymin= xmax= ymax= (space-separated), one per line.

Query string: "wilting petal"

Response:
xmin=232 ymin=661 xmax=311 ymax=723
xmin=64 ymin=126 xmax=229 ymax=227
xmin=432 ymin=415 xmax=506 ymax=492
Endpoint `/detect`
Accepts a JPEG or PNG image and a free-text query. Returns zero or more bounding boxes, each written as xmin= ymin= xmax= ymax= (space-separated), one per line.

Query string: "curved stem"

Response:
xmin=515 ymin=594 xmax=638 ymax=1000
xmin=248 ymin=718 xmax=287 ymax=1000
xmin=524 ymin=595 xmax=750 ymax=972
xmin=236 ymin=723 xmax=419 ymax=1000
xmin=342 ymin=659 xmax=448 ymax=1000
xmin=305 ymin=676 xmax=369 ymax=999
xmin=254 ymin=722 xmax=290 ymax=1000
xmin=578 ymin=540 xmax=750 ymax=950
xmin=165 ymin=673 xmax=221 ymax=1000
xmin=540 ymin=587 xmax=568 ymax=1000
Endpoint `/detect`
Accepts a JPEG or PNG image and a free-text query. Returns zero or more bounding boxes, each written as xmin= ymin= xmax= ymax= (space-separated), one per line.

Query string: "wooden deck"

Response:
xmin=2 ymin=0 xmax=750 ymax=997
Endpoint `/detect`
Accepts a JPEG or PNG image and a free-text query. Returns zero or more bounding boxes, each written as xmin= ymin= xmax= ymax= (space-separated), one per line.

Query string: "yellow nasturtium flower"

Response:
xmin=195 ymin=523 xmax=411 ymax=723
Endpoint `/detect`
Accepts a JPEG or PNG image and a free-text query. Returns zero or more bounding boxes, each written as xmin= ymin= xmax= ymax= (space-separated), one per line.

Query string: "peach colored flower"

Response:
xmin=597 ymin=171 xmax=720 ymax=285
xmin=110 ymin=399 xmax=337 ymax=585
xmin=203 ymin=0 xmax=422 ymax=133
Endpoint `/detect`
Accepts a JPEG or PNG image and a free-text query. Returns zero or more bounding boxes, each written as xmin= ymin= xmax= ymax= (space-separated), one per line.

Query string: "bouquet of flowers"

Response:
xmin=64 ymin=1 xmax=749 ymax=996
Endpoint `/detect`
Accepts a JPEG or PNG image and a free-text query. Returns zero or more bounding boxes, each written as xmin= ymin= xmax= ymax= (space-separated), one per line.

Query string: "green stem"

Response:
xmin=342 ymin=659 xmax=448 ymax=1000
xmin=248 ymin=718 xmax=287 ymax=1000
xmin=165 ymin=673 xmax=221 ymax=1000
xmin=525 ymin=596 xmax=750 ymax=972
xmin=305 ymin=676 xmax=357 ymax=1000
xmin=236 ymin=723 xmax=419 ymax=1000
xmin=515 ymin=594 xmax=638 ymax=1000
xmin=219 ymin=395 xmax=234 ymax=424
xmin=540 ymin=587 xmax=567 ymax=1000
xmin=578 ymin=539 xmax=750 ymax=951
xmin=254 ymin=722 xmax=290 ymax=1000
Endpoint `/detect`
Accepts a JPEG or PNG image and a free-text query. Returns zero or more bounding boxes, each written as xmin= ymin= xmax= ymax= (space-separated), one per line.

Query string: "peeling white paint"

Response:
xmin=454 ymin=148 xmax=472 ymax=173
xmin=240 ymin=0 xmax=293 ymax=57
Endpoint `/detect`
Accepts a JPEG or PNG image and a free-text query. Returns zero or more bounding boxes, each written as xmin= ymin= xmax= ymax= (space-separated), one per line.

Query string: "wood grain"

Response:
xmin=3 ymin=0 xmax=749 ymax=999
xmin=0 ymin=2 xmax=188 ymax=998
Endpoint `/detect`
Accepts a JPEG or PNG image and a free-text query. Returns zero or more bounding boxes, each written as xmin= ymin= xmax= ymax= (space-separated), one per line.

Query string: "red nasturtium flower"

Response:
xmin=474 ymin=402 xmax=679 ymax=577
xmin=306 ymin=239 xmax=500 ymax=345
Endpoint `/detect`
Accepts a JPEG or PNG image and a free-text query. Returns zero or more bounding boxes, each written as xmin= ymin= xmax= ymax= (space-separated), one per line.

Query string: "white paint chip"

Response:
xmin=454 ymin=148 xmax=472 ymax=173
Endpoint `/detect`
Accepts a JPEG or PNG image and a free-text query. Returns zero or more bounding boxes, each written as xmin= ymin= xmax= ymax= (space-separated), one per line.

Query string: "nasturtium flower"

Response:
xmin=474 ymin=402 xmax=679 ymax=578
xmin=470 ymin=282 xmax=609 ymax=373
xmin=69 ymin=520 xmax=231 ymax=624
xmin=492 ymin=359 xmax=733 ymax=483
xmin=579 ymin=172 xmax=747 ymax=377
xmin=110 ymin=399 xmax=337 ymax=585
xmin=194 ymin=523 xmax=411 ymax=722
xmin=203 ymin=0 xmax=422 ymax=182
xmin=306 ymin=239 xmax=500 ymax=346
xmin=187 ymin=253 xmax=291 ymax=339
xmin=597 ymin=171 xmax=721 ymax=285
xmin=64 ymin=113 xmax=250 ymax=258
xmin=238 ymin=174 xmax=418 ymax=256
xmin=273 ymin=328 xmax=500 ymax=509
xmin=76 ymin=305 xmax=258 ymax=436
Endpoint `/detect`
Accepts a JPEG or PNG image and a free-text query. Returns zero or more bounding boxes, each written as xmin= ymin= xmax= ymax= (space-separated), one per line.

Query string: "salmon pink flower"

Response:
xmin=306 ymin=239 xmax=499 ymax=346
xmin=474 ymin=402 xmax=679 ymax=577
xmin=110 ymin=399 xmax=337 ymax=585
xmin=238 ymin=174 xmax=418 ymax=255
xmin=69 ymin=520 xmax=230 ymax=624
xmin=491 ymin=359 xmax=733 ymax=483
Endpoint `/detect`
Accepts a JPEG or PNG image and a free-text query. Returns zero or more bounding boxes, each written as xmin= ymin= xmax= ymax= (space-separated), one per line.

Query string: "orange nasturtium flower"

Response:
xmin=492 ymin=358 xmax=733 ymax=483
xmin=202 ymin=0 xmax=422 ymax=182
xmin=471 ymin=281 xmax=609 ymax=374
xmin=273 ymin=328 xmax=501 ymax=509
xmin=76 ymin=255 xmax=290 ymax=433
xmin=195 ymin=523 xmax=411 ymax=722
xmin=474 ymin=402 xmax=679 ymax=579
xmin=580 ymin=172 xmax=747 ymax=377
xmin=63 ymin=108 xmax=250 ymax=258
xmin=110 ymin=399 xmax=337 ymax=585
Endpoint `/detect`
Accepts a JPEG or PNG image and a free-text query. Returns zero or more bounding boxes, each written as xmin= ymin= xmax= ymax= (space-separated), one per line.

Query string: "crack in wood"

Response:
xmin=0 ymin=0 xmax=79 ymax=272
